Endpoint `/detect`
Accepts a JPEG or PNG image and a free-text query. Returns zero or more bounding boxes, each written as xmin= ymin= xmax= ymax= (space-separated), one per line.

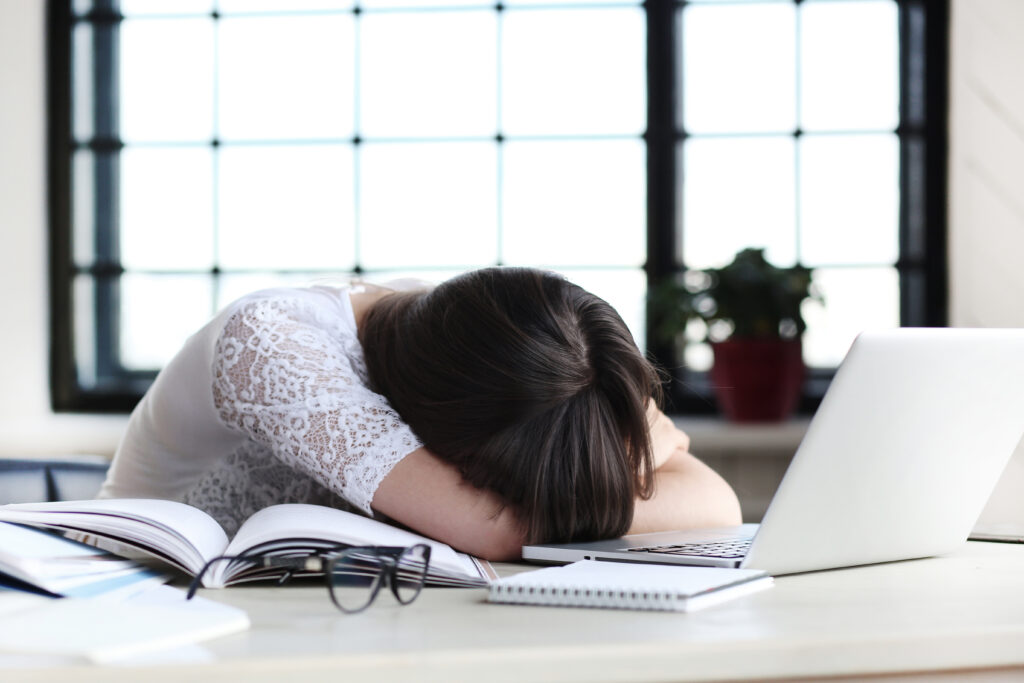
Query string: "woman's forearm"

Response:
xmin=372 ymin=448 xmax=526 ymax=561
xmin=628 ymin=450 xmax=742 ymax=535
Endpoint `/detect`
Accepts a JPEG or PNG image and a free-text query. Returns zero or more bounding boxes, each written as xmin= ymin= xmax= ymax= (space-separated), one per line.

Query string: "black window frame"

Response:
xmin=47 ymin=0 xmax=949 ymax=414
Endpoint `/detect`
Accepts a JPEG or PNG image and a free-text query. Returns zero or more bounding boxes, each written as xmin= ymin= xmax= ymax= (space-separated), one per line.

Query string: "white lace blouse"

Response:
xmin=98 ymin=285 xmax=423 ymax=536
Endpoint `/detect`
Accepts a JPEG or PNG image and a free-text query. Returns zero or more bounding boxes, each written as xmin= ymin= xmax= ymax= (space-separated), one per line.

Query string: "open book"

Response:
xmin=0 ymin=500 xmax=488 ymax=589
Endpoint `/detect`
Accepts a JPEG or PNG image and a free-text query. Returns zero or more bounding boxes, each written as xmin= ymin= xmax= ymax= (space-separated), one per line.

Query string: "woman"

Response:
xmin=100 ymin=267 xmax=740 ymax=560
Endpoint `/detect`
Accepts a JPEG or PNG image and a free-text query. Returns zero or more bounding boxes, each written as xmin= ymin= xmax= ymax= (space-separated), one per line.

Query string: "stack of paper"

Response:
xmin=0 ymin=521 xmax=165 ymax=598
xmin=0 ymin=586 xmax=250 ymax=664
xmin=0 ymin=522 xmax=250 ymax=664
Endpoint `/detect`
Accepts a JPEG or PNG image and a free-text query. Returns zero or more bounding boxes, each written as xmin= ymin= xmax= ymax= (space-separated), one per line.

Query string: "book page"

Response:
xmin=224 ymin=504 xmax=474 ymax=580
xmin=0 ymin=499 xmax=229 ymax=575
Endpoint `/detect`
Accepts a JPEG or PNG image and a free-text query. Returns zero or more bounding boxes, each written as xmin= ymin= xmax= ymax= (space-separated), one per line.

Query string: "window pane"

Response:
xmin=802 ymin=266 xmax=899 ymax=368
xmin=119 ymin=18 xmax=215 ymax=143
xmin=359 ymin=12 xmax=497 ymax=138
xmin=506 ymin=0 xmax=635 ymax=5
xmin=120 ymin=0 xmax=213 ymax=15
xmin=361 ymin=269 xmax=465 ymax=288
xmin=120 ymin=147 xmax=215 ymax=271
xmin=217 ymin=272 xmax=330 ymax=310
xmin=559 ymin=268 xmax=648 ymax=351
xmin=682 ymin=3 xmax=796 ymax=134
xmin=72 ymin=24 xmax=93 ymax=141
xmin=361 ymin=0 xmax=492 ymax=8
xmin=220 ymin=270 xmax=465 ymax=311
xmin=684 ymin=339 xmax=713 ymax=373
xmin=502 ymin=140 xmax=646 ymax=267
xmin=72 ymin=151 xmax=95 ymax=268
xmin=73 ymin=275 xmax=97 ymax=387
xmin=799 ymin=134 xmax=899 ymax=267
xmin=800 ymin=0 xmax=899 ymax=132
xmin=120 ymin=274 xmax=214 ymax=370
xmin=502 ymin=8 xmax=645 ymax=136
xmin=218 ymin=145 xmax=356 ymax=270
xmin=360 ymin=142 xmax=497 ymax=268
xmin=682 ymin=136 xmax=797 ymax=269
xmin=73 ymin=151 xmax=116 ymax=267
xmin=218 ymin=0 xmax=354 ymax=12
xmin=218 ymin=15 xmax=355 ymax=140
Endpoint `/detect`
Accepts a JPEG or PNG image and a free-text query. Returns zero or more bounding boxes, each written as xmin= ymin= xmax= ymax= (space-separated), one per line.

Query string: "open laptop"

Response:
xmin=523 ymin=328 xmax=1024 ymax=575
xmin=970 ymin=436 xmax=1024 ymax=543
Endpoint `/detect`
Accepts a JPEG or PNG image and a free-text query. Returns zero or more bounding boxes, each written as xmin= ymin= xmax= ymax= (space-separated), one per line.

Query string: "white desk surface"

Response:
xmin=6 ymin=541 xmax=1024 ymax=682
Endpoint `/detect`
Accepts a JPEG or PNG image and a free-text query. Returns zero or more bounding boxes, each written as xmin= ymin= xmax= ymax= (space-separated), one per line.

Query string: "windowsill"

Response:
xmin=0 ymin=412 xmax=809 ymax=461
xmin=0 ymin=414 xmax=129 ymax=459
xmin=670 ymin=414 xmax=810 ymax=457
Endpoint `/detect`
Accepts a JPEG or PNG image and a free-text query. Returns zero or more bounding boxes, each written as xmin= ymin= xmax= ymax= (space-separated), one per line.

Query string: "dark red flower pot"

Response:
xmin=709 ymin=339 xmax=804 ymax=423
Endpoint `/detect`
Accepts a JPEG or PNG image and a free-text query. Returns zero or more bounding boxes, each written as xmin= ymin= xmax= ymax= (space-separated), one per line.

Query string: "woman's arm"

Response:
xmin=371 ymin=447 xmax=527 ymax=562
xmin=629 ymin=449 xmax=743 ymax=534
xmin=631 ymin=407 xmax=742 ymax=534
xmin=373 ymin=406 xmax=741 ymax=556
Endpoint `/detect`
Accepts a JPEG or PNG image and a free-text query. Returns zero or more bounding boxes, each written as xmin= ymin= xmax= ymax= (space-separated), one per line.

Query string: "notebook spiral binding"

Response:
xmin=490 ymin=582 xmax=681 ymax=610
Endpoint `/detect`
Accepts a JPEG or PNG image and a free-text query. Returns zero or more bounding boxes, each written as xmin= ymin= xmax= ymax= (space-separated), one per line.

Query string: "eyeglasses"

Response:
xmin=185 ymin=544 xmax=432 ymax=613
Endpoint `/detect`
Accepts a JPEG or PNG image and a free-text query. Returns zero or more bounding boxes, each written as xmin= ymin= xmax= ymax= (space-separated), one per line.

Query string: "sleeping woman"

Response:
xmin=99 ymin=267 xmax=740 ymax=560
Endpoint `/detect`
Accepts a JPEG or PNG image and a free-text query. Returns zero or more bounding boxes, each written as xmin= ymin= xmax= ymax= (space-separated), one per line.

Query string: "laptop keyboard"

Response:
xmin=625 ymin=538 xmax=753 ymax=559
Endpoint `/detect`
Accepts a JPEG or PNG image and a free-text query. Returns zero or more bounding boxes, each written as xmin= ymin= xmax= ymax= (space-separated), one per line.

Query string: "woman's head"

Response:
xmin=359 ymin=267 xmax=660 ymax=544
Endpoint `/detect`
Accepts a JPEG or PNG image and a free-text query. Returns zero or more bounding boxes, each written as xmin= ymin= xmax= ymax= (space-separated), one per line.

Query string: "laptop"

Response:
xmin=970 ymin=436 xmax=1024 ymax=543
xmin=523 ymin=328 xmax=1024 ymax=575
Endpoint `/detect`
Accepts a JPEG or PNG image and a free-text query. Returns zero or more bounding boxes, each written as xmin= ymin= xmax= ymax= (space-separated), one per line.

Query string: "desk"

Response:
xmin=7 ymin=542 xmax=1024 ymax=682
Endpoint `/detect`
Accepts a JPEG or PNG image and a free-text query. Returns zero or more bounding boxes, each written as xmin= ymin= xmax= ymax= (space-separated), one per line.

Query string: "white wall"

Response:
xmin=0 ymin=1 xmax=127 ymax=457
xmin=948 ymin=0 xmax=1024 ymax=327
xmin=948 ymin=0 xmax=1024 ymax=528
xmin=1 ymin=0 xmax=1022 ymax=459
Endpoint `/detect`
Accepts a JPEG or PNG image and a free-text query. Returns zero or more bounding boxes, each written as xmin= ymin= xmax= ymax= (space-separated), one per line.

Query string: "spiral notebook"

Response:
xmin=488 ymin=561 xmax=771 ymax=612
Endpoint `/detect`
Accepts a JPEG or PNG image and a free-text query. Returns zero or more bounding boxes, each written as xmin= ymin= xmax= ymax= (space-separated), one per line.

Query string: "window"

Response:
xmin=48 ymin=0 xmax=948 ymax=412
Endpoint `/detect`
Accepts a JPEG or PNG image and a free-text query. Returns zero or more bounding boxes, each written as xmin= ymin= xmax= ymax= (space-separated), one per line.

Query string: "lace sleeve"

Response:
xmin=211 ymin=292 xmax=423 ymax=515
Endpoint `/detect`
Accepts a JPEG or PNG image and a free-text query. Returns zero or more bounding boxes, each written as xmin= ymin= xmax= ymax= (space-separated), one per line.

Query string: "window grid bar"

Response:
xmin=49 ymin=0 xmax=77 ymax=409
xmin=793 ymin=1 xmax=803 ymax=266
xmin=77 ymin=263 xmax=642 ymax=278
xmin=495 ymin=6 xmax=505 ymax=266
xmin=76 ymin=133 xmax=644 ymax=147
xmin=644 ymin=0 xmax=677 ymax=378
xmin=91 ymin=2 xmax=121 ymax=381
xmin=211 ymin=11 xmax=222 ymax=318
xmin=352 ymin=10 xmax=364 ymax=273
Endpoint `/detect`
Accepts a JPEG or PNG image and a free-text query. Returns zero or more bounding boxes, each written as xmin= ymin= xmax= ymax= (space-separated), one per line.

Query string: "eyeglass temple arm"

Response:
xmin=271 ymin=557 xmax=327 ymax=584
xmin=187 ymin=555 xmax=327 ymax=599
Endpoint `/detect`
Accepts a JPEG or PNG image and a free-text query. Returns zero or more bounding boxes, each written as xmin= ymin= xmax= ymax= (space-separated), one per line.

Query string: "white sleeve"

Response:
xmin=210 ymin=292 xmax=423 ymax=515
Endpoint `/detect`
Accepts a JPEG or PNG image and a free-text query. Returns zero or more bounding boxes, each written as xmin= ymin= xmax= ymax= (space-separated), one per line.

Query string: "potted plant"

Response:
xmin=650 ymin=248 xmax=823 ymax=422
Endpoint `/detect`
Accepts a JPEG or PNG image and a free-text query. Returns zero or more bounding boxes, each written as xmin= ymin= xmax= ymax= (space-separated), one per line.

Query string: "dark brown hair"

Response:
xmin=358 ymin=267 xmax=660 ymax=544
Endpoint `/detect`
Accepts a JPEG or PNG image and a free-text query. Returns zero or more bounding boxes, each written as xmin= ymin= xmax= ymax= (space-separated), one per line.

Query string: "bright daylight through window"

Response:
xmin=50 ymin=0 xmax=947 ymax=412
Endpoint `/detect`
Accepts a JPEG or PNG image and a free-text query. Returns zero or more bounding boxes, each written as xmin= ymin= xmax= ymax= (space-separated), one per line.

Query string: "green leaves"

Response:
xmin=650 ymin=248 xmax=823 ymax=343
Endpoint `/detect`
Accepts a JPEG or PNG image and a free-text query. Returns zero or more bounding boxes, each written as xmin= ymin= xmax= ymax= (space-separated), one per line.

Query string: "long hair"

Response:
xmin=358 ymin=268 xmax=660 ymax=544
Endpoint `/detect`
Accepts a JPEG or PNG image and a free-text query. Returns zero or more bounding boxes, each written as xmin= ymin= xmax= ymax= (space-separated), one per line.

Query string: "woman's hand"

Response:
xmin=647 ymin=400 xmax=691 ymax=469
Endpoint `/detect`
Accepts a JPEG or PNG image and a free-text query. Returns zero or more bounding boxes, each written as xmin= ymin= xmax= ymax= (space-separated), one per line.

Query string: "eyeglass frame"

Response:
xmin=185 ymin=543 xmax=433 ymax=614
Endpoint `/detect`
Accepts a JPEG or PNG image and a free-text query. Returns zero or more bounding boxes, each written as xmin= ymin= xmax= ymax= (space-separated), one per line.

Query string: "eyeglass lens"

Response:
xmin=328 ymin=549 xmax=388 ymax=613
xmin=327 ymin=545 xmax=431 ymax=613
xmin=393 ymin=544 xmax=430 ymax=605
